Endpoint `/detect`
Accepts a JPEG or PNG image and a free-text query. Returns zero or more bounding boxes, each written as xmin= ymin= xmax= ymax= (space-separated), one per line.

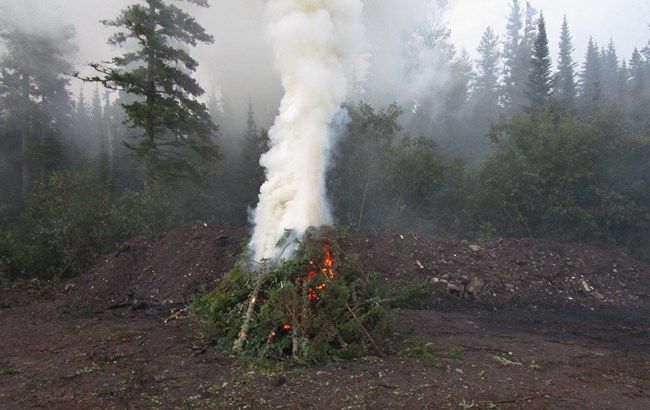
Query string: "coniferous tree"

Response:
xmin=501 ymin=0 xmax=523 ymax=113
xmin=578 ymin=37 xmax=601 ymax=117
xmin=469 ymin=26 xmax=501 ymax=160
xmin=475 ymin=27 xmax=501 ymax=102
xmin=627 ymin=47 xmax=650 ymax=135
xmin=85 ymin=0 xmax=218 ymax=190
xmin=526 ymin=12 xmax=552 ymax=111
xmin=74 ymin=86 xmax=93 ymax=156
xmin=502 ymin=1 xmax=537 ymax=115
xmin=553 ymin=15 xmax=577 ymax=114
xmin=206 ymin=89 xmax=223 ymax=137
xmin=90 ymin=85 xmax=111 ymax=183
xmin=75 ymin=86 xmax=89 ymax=130
xmin=628 ymin=48 xmax=648 ymax=96
xmin=600 ymin=39 xmax=620 ymax=99
xmin=644 ymin=26 xmax=650 ymax=57
xmin=0 ymin=23 xmax=76 ymax=204
xmin=521 ymin=2 xmax=538 ymax=59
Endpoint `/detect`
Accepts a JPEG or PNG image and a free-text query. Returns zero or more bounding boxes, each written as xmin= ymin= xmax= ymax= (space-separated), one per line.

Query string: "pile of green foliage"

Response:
xmin=194 ymin=231 xmax=414 ymax=364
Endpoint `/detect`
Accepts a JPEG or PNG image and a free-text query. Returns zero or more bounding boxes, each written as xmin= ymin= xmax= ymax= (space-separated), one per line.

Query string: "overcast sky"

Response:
xmin=447 ymin=0 xmax=650 ymax=61
xmin=1 ymin=0 xmax=648 ymax=124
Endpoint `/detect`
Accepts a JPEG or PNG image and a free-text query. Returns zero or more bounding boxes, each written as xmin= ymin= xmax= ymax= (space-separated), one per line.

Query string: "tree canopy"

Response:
xmin=86 ymin=0 xmax=218 ymax=188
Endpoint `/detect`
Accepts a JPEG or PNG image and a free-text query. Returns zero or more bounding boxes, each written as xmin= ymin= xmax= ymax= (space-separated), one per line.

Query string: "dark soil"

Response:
xmin=1 ymin=222 xmax=649 ymax=409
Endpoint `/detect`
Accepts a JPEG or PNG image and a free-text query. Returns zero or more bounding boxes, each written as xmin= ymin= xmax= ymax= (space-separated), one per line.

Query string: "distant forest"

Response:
xmin=1 ymin=0 xmax=649 ymax=280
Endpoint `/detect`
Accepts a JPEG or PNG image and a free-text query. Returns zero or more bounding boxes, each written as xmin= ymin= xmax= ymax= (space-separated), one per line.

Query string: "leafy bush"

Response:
xmin=2 ymin=173 xmax=115 ymax=279
xmin=328 ymin=101 xmax=469 ymax=235
xmin=473 ymin=108 xmax=650 ymax=260
xmin=0 ymin=172 xmax=184 ymax=280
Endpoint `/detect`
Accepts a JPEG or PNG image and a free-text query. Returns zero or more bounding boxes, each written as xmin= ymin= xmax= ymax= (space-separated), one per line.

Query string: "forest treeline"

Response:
xmin=1 ymin=0 xmax=649 ymax=280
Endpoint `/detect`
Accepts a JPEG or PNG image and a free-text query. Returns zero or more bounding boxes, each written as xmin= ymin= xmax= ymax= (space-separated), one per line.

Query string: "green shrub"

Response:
xmin=474 ymin=109 xmax=650 ymax=260
xmin=0 ymin=172 xmax=185 ymax=280
xmin=3 ymin=173 xmax=115 ymax=279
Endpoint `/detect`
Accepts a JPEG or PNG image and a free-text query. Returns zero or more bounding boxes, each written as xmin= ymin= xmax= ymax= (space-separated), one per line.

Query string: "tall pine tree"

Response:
xmin=526 ymin=12 xmax=552 ymax=111
xmin=475 ymin=26 xmax=501 ymax=101
xmin=502 ymin=0 xmax=537 ymax=115
xmin=578 ymin=37 xmax=601 ymax=117
xmin=600 ymin=39 xmax=620 ymax=100
xmin=85 ymin=0 xmax=218 ymax=189
xmin=471 ymin=26 xmax=501 ymax=138
xmin=553 ymin=15 xmax=577 ymax=114
xmin=501 ymin=0 xmax=523 ymax=114
xmin=0 ymin=23 xmax=76 ymax=204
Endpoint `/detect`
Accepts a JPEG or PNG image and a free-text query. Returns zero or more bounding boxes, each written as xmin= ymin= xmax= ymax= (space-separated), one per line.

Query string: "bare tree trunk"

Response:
xmin=232 ymin=272 xmax=268 ymax=354
xmin=143 ymin=0 xmax=157 ymax=191
xmin=20 ymin=72 xmax=32 ymax=205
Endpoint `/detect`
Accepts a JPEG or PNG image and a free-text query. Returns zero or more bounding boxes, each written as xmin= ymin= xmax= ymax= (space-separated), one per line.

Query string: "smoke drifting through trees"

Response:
xmin=1 ymin=0 xmax=650 ymax=280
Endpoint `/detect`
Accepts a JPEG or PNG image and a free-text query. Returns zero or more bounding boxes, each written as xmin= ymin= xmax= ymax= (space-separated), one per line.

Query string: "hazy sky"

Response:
xmin=1 ymin=0 xmax=648 ymax=125
xmin=447 ymin=0 xmax=650 ymax=61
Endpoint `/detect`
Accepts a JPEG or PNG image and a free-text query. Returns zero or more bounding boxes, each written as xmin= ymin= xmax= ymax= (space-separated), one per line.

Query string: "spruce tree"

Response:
xmin=0 ymin=23 xmax=76 ymax=203
xmin=553 ymin=15 xmax=577 ymax=114
xmin=472 ymin=26 xmax=501 ymax=130
xmin=600 ymin=39 xmax=620 ymax=99
xmin=475 ymin=27 xmax=501 ymax=100
xmin=86 ymin=0 xmax=218 ymax=189
xmin=578 ymin=37 xmax=601 ymax=117
xmin=502 ymin=1 xmax=537 ymax=115
xmin=526 ymin=12 xmax=552 ymax=111
xmin=501 ymin=0 xmax=523 ymax=113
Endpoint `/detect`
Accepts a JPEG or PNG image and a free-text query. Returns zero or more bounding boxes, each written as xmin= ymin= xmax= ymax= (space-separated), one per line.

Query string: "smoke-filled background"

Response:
xmin=2 ymin=0 xmax=648 ymax=127
xmin=1 ymin=0 xmax=650 ymax=280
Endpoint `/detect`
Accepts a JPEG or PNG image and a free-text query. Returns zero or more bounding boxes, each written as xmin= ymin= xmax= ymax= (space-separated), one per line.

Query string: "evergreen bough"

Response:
xmin=194 ymin=231 xmax=392 ymax=364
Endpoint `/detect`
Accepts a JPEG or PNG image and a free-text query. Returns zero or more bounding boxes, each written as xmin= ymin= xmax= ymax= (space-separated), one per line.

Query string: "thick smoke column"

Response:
xmin=249 ymin=0 xmax=363 ymax=265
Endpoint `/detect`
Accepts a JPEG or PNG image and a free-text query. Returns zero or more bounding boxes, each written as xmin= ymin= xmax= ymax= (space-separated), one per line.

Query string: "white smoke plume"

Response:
xmin=248 ymin=0 xmax=364 ymax=266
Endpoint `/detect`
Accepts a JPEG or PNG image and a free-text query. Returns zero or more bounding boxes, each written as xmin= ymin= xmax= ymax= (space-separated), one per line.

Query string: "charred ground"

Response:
xmin=1 ymin=222 xmax=649 ymax=409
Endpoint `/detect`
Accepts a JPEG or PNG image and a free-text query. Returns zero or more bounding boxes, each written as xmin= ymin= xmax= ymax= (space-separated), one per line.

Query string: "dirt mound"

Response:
xmin=62 ymin=222 xmax=247 ymax=312
xmin=63 ymin=223 xmax=650 ymax=314
xmin=349 ymin=232 xmax=650 ymax=310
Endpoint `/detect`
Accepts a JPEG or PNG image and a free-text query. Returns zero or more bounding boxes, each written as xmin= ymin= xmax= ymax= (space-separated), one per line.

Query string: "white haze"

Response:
xmin=2 ymin=0 xmax=647 ymax=125
xmin=447 ymin=0 xmax=650 ymax=63
xmin=248 ymin=0 xmax=364 ymax=265
xmin=1 ymin=0 xmax=648 ymax=261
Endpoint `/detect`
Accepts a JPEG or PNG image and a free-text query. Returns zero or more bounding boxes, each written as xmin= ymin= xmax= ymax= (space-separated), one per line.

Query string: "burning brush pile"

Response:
xmin=193 ymin=1 xmax=407 ymax=364
xmin=193 ymin=231 xmax=425 ymax=364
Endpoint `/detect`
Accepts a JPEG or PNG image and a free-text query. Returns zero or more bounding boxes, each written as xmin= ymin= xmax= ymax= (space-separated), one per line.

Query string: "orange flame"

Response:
xmin=305 ymin=243 xmax=336 ymax=302
xmin=322 ymin=243 xmax=335 ymax=278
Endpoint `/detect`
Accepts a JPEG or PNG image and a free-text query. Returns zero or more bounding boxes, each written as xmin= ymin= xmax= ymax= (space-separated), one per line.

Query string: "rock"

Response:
xmin=590 ymin=291 xmax=605 ymax=301
xmin=579 ymin=279 xmax=592 ymax=293
xmin=465 ymin=278 xmax=485 ymax=296
xmin=447 ymin=282 xmax=464 ymax=296
xmin=469 ymin=244 xmax=481 ymax=253
xmin=416 ymin=260 xmax=424 ymax=269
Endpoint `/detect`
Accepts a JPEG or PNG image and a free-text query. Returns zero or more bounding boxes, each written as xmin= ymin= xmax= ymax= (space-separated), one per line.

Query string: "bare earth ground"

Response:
xmin=1 ymin=222 xmax=649 ymax=409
